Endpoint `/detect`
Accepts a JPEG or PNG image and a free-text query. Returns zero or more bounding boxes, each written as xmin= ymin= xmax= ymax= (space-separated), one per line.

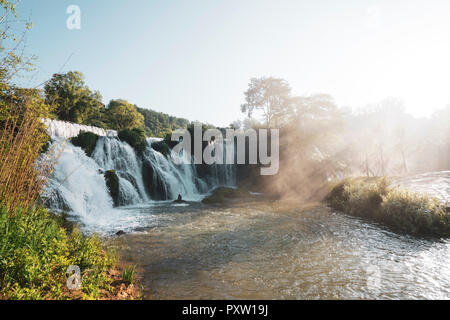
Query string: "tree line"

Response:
xmin=235 ymin=76 xmax=450 ymax=198
xmin=43 ymin=71 xmax=190 ymax=137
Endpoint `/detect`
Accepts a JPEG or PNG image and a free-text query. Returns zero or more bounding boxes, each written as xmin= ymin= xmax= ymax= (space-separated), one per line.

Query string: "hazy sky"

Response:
xmin=15 ymin=0 xmax=450 ymax=126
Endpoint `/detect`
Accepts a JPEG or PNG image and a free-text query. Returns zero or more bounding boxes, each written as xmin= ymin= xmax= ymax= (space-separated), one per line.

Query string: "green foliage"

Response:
xmin=0 ymin=206 xmax=116 ymax=300
xmin=0 ymin=1 xmax=35 ymax=87
xmin=136 ymin=107 xmax=190 ymax=138
xmin=44 ymin=71 xmax=104 ymax=124
xmin=71 ymin=132 xmax=99 ymax=157
xmin=104 ymin=170 xmax=120 ymax=207
xmin=202 ymin=187 xmax=250 ymax=205
xmin=39 ymin=134 xmax=52 ymax=154
xmin=105 ymin=100 xmax=144 ymax=131
xmin=325 ymin=178 xmax=450 ymax=237
xmin=122 ymin=265 xmax=136 ymax=286
xmin=151 ymin=140 xmax=171 ymax=157
xmin=118 ymin=128 xmax=147 ymax=155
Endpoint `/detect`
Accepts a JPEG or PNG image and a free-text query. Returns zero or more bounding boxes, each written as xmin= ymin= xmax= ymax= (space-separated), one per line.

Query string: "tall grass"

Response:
xmin=0 ymin=98 xmax=61 ymax=214
xmin=122 ymin=265 xmax=136 ymax=287
xmin=325 ymin=178 xmax=450 ymax=237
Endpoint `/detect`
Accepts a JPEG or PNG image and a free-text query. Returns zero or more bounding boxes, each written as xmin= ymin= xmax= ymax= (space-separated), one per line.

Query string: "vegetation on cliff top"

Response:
xmin=71 ymin=131 xmax=99 ymax=157
xmin=118 ymin=127 xmax=147 ymax=155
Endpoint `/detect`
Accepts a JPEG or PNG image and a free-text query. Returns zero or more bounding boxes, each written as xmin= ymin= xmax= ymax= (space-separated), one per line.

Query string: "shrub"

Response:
xmin=71 ymin=131 xmax=99 ymax=157
xmin=151 ymin=140 xmax=171 ymax=157
xmin=104 ymin=170 xmax=120 ymax=207
xmin=325 ymin=178 xmax=449 ymax=237
xmin=118 ymin=128 xmax=147 ymax=155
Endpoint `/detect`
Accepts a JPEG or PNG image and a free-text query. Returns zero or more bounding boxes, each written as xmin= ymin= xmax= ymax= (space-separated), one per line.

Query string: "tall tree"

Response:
xmin=105 ymin=99 xmax=144 ymax=131
xmin=241 ymin=77 xmax=293 ymax=129
xmin=44 ymin=71 xmax=103 ymax=123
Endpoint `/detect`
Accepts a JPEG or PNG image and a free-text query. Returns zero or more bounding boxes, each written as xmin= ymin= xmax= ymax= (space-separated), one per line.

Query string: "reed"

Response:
xmin=0 ymin=95 xmax=60 ymax=214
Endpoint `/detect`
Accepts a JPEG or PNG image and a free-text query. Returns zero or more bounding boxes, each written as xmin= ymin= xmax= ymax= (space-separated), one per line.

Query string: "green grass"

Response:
xmin=202 ymin=187 xmax=250 ymax=205
xmin=0 ymin=206 xmax=116 ymax=300
xmin=122 ymin=265 xmax=136 ymax=286
xmin=325 ymin=177 xmax=450 ymax=237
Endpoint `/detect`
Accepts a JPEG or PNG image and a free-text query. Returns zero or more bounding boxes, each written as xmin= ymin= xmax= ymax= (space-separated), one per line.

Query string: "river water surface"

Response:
xmin=114 ymin=172 xmax=450 ymax=300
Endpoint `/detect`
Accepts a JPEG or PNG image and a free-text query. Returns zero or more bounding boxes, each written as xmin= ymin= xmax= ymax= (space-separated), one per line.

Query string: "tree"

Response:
xmin=136 ymin=106 xmax=190 ymax=138
xmin=241 ymin=77 xmax=293 ymax=129
xmin=44 ymin=71 xmax=104 ymax=124
xmin=105 ymin=99 xmax=144 ymax=131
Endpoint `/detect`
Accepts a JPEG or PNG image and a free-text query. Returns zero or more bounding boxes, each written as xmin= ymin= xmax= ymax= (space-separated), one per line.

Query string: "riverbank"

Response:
xmin=0 ymin=206 xmax=141 ymax=300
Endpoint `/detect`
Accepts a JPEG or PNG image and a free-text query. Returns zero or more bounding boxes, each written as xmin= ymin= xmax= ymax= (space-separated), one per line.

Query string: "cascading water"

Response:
xmin=92 ymin=137 xmax=148 ymax=205
xmin=44 ymin=121 xmax=237 ymax=233
xmin=43 ymin=118 xmax=117 ymax=138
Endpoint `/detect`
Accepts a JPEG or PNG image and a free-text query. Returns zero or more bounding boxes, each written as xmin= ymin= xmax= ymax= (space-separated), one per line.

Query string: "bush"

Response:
xmin=325 ymin=178 xmax=450 ymax=237
xmin=151 ymin=140 xmax=171 ymax=157
xmin=0 ymin=206 xmax=116 ymax=300
xmin=118 ymin=128 xmax=147 ymax=155
xmin=122 ymin=265 xmax=136 ymax=287
xmin=104 ymin=170 xmax=120 ymax=207
xmin=71 ymin=132 xmax=99 ymax=157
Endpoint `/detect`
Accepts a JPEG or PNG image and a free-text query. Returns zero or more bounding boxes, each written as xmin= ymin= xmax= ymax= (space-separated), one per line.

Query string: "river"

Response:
xmin=114 ymin=172 xmax=450 ymax=299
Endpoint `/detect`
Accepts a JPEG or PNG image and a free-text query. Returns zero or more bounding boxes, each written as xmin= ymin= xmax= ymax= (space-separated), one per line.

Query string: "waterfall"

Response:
xmin=44 ymin=138 xmax=115 ymax=218
xmin=92 ymin=137 xmax=148 ymax=205
xmin=44 ymin=121 xmax=237 ymax=228
xmin=43 ymin=118 xmax=117 ymax=139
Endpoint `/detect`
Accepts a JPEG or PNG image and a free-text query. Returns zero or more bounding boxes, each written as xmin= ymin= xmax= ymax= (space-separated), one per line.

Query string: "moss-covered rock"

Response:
xmin=151 ymin=140 xmax=171 ymax=157
xmin=104 ymin=170 xmax=120 ymax=207
xmin=202 ymin=187 xmax=250 ymax=205
xmin=118 ymin=128 xmax=147 ymax=155
xmin=71 ymin=131 xmax=99 ymax=157
xmin=142 ymin=160 xmax=167 ymax=200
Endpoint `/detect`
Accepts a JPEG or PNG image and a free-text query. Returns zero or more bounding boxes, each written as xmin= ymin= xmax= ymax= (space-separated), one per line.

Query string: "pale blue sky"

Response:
xmin=16 ymin=0 xmax=450 ymax=126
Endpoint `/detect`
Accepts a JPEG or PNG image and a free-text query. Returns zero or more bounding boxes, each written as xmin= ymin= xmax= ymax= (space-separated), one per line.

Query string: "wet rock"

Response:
xmin=104 ymin=170 xmax=120 ymax=207
xmin=173 ymin=194 xmax=187 ymax=204
xmin=116 ymin=230 xmax=126 ymax=236
xmin=142 ymin=160 xmax=168 ymax=200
